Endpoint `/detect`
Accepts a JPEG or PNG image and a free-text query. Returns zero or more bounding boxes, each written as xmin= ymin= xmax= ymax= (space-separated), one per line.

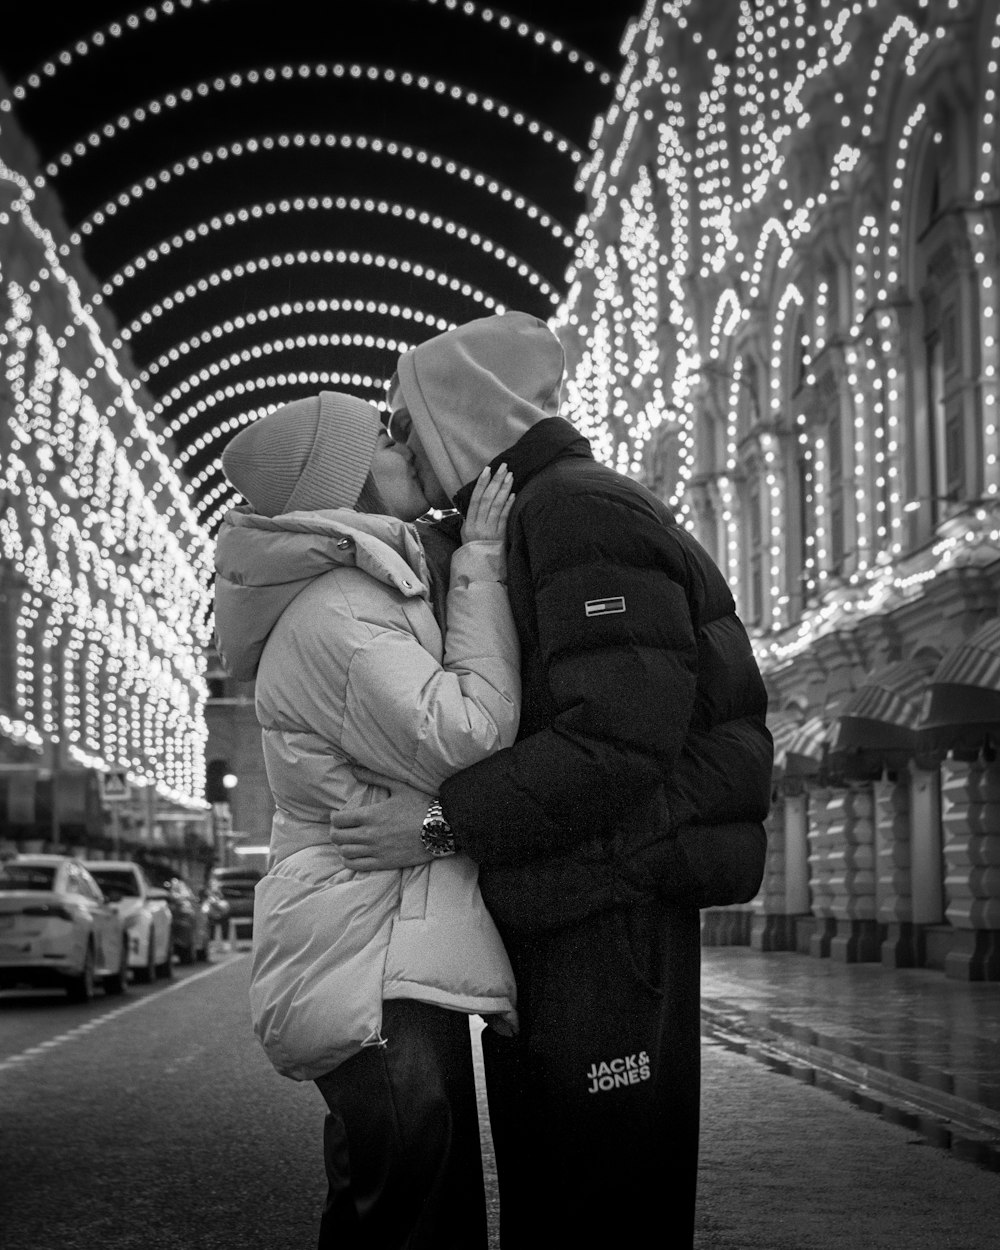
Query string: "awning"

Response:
xmin=767 ymin=708 xmax=803 ymax=773
xmin=919 ymin=618 xmax=1000 ymax=757
xmin=828 ymin=657 xmax=936 ymax=776
xmin=784 ymin=714 xmax=830 ymax=779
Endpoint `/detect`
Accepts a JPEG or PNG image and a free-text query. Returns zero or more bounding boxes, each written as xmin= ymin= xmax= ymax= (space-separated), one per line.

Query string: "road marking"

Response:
xmin=0 ymin=955 xmax=244 ymax=1076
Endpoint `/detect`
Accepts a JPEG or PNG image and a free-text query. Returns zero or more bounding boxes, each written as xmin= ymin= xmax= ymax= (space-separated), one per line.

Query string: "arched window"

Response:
xmin=745 ymin=470 xmax=764 ymax=625
xmin=787 ymin=309 xmax=814 ymax=615
xmin=736 ymin=355 xmax=761 ymax=441
xmin=907 ymin=112 xmax=979 ymax=535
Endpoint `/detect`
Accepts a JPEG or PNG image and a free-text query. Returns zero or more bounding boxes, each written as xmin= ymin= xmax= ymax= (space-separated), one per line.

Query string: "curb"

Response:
xmin=701 ymin=1001 xmax=1000 ymax=1174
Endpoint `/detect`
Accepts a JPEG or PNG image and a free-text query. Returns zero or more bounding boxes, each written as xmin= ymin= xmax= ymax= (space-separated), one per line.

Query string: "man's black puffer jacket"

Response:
xmin=443 ymin=418 xmax=773 ymax=934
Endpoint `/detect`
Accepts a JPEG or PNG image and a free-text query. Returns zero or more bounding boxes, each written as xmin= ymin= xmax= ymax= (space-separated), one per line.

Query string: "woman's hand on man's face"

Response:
xmin=460 ymin=465 xmax=514 ymax=544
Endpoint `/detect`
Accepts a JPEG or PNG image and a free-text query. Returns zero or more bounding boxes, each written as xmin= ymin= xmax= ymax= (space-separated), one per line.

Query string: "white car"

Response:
xmin=83 ymin=860 xmax=173 ymax=983
xmin=0 ymin=854 xmax=129 ymax=1001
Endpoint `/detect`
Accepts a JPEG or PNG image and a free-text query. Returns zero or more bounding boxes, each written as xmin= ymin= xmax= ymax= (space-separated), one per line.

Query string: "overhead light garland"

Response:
xmin=70 ymin=133 xmax=567 ymax=252
xmin=90 ymin=196 xmax=559 ymax=328
xmin=113 ymin=245 xmax=502 ymax=357
xmin=1 ymin=0 xmax=611 ymax=114
xmin=128 ymin=298 xmax=454 ymax=372
xmin=39 ymin=64 xmax=580 ymax=189
xmin=155 ymin=332 xmax=413 ymax=421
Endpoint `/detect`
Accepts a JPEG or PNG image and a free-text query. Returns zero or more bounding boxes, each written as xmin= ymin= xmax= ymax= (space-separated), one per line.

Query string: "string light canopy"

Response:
xmin=0 ymin=0 xmax=634 ymax=525
xmin=0 ymin=0 xmax=637 ymax=808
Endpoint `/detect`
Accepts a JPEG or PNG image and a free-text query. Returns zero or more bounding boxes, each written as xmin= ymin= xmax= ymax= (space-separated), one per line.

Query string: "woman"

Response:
xmin=213 ymin=390 xmax=519 ymax=1249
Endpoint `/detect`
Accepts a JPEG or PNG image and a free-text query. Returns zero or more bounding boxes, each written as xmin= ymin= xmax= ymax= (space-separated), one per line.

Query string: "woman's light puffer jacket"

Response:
xmin=213 ymin=505 xmax=519 ymax=1081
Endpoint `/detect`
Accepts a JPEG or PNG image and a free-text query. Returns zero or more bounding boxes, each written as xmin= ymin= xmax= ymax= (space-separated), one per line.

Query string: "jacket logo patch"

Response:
xmin=585 ymin=596 xmax=626 ymax=617
xmin=586 ymin=1051 xmax=651 ymax=1093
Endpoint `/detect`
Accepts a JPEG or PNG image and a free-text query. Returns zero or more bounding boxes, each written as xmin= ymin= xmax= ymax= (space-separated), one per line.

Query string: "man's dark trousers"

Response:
xmin=482 ymin=898 xmax=701 ymax=1248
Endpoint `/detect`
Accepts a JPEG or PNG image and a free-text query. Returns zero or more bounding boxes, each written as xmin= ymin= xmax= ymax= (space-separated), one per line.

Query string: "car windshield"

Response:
xmin=0 ymin=864 xmax=56 ymax=891
xmin=88 ymin=868 xmax=140 ymax=897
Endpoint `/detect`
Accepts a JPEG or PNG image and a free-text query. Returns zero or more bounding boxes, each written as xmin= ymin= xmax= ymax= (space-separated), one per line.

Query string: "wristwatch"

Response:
xmin=420 ymin=799 xmax=456 ymax=858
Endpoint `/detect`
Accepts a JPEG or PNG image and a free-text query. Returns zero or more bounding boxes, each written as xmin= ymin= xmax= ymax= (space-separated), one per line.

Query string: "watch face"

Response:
xmin=421 ymin=821 xmax=455 ymax=856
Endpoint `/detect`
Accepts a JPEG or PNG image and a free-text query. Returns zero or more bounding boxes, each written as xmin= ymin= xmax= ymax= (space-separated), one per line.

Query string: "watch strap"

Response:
xmin=421 ymin=799 xmax=456 ymax=858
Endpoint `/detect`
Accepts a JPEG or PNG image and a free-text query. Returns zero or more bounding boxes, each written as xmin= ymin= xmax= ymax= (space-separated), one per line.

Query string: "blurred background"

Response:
xmin=3 ymin=0 xmax=1000 ymax=984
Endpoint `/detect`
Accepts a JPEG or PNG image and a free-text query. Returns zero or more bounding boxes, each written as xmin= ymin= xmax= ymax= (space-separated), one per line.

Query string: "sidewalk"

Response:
xmin=700 ymin=946 xmax=1000 ymax=1172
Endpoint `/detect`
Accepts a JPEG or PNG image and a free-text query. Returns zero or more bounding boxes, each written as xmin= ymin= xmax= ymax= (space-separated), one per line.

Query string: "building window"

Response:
xmin=797 ymin=454 xmax=815 ymax=608
xmin=827 ymin=410 xmax=845 ymax=574
xmin=908 ymin=113 xmax=979 ymax=535
xmin=747 ymin=477 xmax=763 ymax=625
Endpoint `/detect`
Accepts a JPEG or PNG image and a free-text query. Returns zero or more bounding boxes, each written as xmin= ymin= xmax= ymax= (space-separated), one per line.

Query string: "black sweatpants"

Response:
xmin=482 ymin=899 xmax=701 ymax=1249
xmin=314 ymin=998 xmax=488 ymax=1250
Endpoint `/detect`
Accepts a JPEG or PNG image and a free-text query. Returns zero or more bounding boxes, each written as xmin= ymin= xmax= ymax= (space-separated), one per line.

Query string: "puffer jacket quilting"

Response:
xmin=214 ymin=506 xmax=520 ymax=1079
xmin=441 ymin=419 xmax=773 ymax=933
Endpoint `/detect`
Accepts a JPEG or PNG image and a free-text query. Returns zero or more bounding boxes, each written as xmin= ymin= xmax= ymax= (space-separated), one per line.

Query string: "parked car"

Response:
xmin=83 ymin=860 xmax=173 ymax=983
xmin=144 ymin=868 xmax=212 ymax=965
xmin=207 ymin=865 xmax=262 ymax=936
xmin=0 ymin=854 xmax=128 ymax=1000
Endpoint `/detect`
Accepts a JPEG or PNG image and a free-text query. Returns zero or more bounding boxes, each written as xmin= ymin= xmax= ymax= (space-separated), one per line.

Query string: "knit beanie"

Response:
xmin=221 ymin=391 xmax=382 ymax=516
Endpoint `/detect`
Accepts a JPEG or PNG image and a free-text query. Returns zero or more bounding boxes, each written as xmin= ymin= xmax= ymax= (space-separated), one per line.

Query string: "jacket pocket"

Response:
xmin=398 ymin=863 xmax=430 ymax=920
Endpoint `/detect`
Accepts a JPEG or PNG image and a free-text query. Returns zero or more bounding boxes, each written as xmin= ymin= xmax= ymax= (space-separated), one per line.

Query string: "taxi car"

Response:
xmin=0 ymin=854 xmax=129 ymax=1000
xmin=83 ymin=860 xmax=173 ymax=983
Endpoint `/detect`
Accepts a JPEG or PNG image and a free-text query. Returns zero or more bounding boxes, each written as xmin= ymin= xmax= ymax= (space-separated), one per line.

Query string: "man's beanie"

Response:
xmin=221 ymin=391 xmax=382 ymax=516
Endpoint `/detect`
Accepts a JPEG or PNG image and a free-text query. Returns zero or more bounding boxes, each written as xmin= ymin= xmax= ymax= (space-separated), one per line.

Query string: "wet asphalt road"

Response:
xmin=1 ymin=951 xmax=997 ymax=1249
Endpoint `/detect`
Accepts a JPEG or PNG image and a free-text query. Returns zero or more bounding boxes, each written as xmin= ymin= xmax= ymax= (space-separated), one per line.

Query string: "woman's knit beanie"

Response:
xmin=221 ymin=391 xmax=382 ymax=516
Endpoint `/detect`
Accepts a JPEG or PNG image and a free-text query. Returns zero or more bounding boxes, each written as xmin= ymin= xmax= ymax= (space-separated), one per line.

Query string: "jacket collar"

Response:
xmin=213 ymin=507 xmax=433 ymax=683
xmin=452 ymin=417 xmax=592 ymax=513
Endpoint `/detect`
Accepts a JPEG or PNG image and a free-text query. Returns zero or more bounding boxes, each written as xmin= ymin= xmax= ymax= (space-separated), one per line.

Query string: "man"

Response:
xmin=332 ymin=310 xmax=772 ymax=1247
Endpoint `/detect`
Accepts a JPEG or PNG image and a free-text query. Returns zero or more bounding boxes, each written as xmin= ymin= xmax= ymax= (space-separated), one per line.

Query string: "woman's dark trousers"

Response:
xmin=314 ymin=998 xmax=488 ymax=1249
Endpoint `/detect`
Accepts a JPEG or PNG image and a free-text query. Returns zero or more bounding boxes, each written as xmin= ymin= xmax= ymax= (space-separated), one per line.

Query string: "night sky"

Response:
xmin=0 ymin=0 xmax=641 ymax=522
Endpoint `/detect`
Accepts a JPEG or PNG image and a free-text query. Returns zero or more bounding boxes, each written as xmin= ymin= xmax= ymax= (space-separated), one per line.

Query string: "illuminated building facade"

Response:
xmin=0 ymin=99 xmax=214 ymax=866
xmin=558 ymin=0 xmax=1000 ymax=978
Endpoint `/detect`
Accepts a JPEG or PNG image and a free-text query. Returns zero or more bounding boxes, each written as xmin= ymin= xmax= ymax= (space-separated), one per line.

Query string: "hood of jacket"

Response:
xmin=213 ymin=506 xmax=431 ymax=682
xmin=393 ymin=309 xmax=565 ymax=501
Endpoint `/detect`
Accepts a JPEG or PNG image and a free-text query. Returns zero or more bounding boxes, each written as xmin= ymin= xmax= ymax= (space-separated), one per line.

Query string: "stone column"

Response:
xmin=751 ymin=793 xmax=786 ymax=949
xmin=752 ymin=786 xmax=813 ymax=950
xmin=875 ymin=773 xmax=921 ymax=968
xmin=829 ymin=783 xmax=880 ymax=962
xmin=807 ymin=785 xmax=837 ymax=957
xmin=911 ymin=765 xmax=944 ymax=926
xmin=943 ymin=758 xmax=1000 ymax=980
